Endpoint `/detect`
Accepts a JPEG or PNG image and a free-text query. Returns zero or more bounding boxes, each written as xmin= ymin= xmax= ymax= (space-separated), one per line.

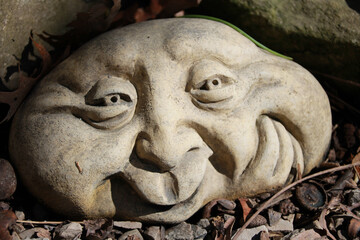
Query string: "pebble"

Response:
xmin=144 ymin=226 xmax=161 ymax=240
xmin=268 ymin=209 xmax=281 ymax=226
xmin=113 ymin=221 xmax=142 ymax=229
xmin=55 ymin=222 xmax=83 ymax=239
xmin=267 ymin=218 xmax=293 ymax=232
xmin=165 ymin=222 xmax=194 ymax=240
xmin=15 ymin=210 xmax=25 ymax=221
xmin=119 ymin=229 xmax=143 ymax=240
xmin=197 ymin=219 xmax=210 ymax=229
xmin=191 ymin=224 xmax=207 ymax=239
xmin=282 ymin=229 xmax=321 ymax=240
xmin=348 ymin=189 xmax=360 ymax=206
xmin=233 ymin=225 xmax=268 ymax=240
xmin=0 ymin=158 xmax=17 ymax=200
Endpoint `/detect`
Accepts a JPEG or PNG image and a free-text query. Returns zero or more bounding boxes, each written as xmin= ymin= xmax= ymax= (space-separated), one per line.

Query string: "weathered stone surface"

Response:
xmin=266 ymin=218 xmax=293 ymax=232
xmin=191 ymin=224 xmax=207 ymax=239
xmin=234 ymin=225 xmax=268 ymax=240
xmin=113 ymin=221 xmax=142 ymax=229
xmin=0 ymin=158 xmax=17 ymax=200
xmin=119 ymin=229 xmax=144 ymax=240
xmin=55 ymin=222 xmax=83 ymax=240
xmin=197 ymin=219 xmax=210 ymax=229
xmin=165 ymin=222 xmax=194 ymax=240
xmin=9 ymin=18 xmax=332 ymax=223
xmin=144 ymin=226 xmax=161 ymax=240
xmin=193 ymin=0 xmax=360 ymax=104
xmin=348 ymin=189 xmax=360 ymax=206
xmin=0 ymin=0 xmax=91 ymax=89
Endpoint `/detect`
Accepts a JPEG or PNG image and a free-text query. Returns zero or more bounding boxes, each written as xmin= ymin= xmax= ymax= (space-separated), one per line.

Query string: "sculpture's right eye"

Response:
xmin=80 ymin=76 xmax=137 ymax=130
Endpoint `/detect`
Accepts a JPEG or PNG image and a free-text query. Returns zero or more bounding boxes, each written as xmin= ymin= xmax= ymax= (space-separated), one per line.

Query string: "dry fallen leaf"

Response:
xmin=348 ymin=218 xmax=360 ymax=238
xmin=352 ymin=152 xmax=360 ymax=179
xmin=0 ymin=210 xmax=17 ymax=240
xmin=0 ymin=34 xmax=51 ymax=123
xmin=84 ymin=218 xmax=113 ymax=240
xmin=238 ymin=198 xmax=251 ymax=222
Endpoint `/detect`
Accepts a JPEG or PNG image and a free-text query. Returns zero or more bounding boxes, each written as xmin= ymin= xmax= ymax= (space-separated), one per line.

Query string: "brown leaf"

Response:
xmin=0 ymin=210 xmax=17 ymax=240
xmin=224 ymin=216 xmax=235 ymax=240
xmin=211 ymin=216 xmax=225 ymax=239
xmin=343 ymin=123 xmax=357 ymax=148
xmin=35 ymin=228 xmax=51 ymax=239
xmin=319 ymin=197 xmax=339 ymax=240
xmin=330 ymin=169 xmax=354 ymax=195
xmin=238 ymin=198 xmax=251 ymax=222
xmin=352 ymin=152 xmax=360 ymax=179
xmin=259 ymin=231 xmax=270 ymax=240
xmin=0 ymin=34 xmax=51 ymax=123
xmin=348 ymin=218 xmax=360 ymax=238
xmin=158 ymin=0 xmax=202 ymax=17
xmin=202 ymin=199 xmax=218 ymax=219
xmin=84 ymin=218 xmax=113 ymax=240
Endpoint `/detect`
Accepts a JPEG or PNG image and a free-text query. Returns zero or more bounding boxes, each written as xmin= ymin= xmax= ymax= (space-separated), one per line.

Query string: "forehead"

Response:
xmin=52 ymin=18 xmax=261 ymax=92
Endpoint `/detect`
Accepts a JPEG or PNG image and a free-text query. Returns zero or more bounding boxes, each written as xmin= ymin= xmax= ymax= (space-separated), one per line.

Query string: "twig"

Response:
xmin=327 ymin=92 xmax=360 ymax=115
xmin=311 ymin=70 xmax=360 ymax=88
xmin=75 ymin=161 xmax=83 ymax=174
xmin=232 ymin=162 xmax=360 ymax=239
xmin=349 ymin=202 xmax=360 ymax=211
xmin=17 ymin=220 xmax=83 ymax=225
xmin=339 ymin=203 xmax=360 ymax=221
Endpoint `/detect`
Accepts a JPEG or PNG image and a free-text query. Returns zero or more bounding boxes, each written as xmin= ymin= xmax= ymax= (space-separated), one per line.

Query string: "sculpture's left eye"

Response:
xmin=189 ymin=74 xmax=236 ymax=109
xmin=80 ymin=76 xmax=137 ymax=130
xmin=187 ymin=60 xmax=238 ymax=111
xmin=91 ymin=92 xmax=133 ymax=107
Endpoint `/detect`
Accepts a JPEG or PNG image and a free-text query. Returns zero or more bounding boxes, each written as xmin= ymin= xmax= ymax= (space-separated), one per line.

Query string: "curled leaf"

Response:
xmin=349 ymin=218 xmax=360 ymax=238
xmin=0 ymin=34 xmax=51 ymax=123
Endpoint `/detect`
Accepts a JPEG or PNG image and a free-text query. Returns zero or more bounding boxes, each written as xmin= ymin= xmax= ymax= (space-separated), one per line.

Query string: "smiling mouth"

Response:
xmin=115 ymin=145 xmax=212 ymax=206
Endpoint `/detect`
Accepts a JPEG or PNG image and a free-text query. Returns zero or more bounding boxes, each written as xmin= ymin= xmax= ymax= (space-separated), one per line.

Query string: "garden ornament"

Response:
xmin=9 ymin=18 xmax=332 ymax=223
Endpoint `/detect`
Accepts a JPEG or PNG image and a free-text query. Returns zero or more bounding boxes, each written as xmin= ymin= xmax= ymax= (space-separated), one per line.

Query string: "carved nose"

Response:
xmin=135 ymin=127 xmax=202 ymax=172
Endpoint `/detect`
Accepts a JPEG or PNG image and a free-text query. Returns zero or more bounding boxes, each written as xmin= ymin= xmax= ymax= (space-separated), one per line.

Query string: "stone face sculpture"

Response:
xmin=9 ymin=18 xmax=332 ymax=223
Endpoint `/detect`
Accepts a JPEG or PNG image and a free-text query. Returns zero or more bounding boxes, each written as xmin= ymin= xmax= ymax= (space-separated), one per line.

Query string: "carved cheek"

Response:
xmin=243 ymin=61 xmax=331 ymax=176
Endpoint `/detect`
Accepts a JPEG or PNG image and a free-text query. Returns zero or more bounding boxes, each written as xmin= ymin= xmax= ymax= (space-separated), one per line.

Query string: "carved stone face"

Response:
xmin=9 ymin=19 xmax=331 ymax=223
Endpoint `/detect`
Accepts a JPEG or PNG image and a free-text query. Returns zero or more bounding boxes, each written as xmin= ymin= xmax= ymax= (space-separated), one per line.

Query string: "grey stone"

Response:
xmin=348 ymin=189 xmax=360 ymax=206
xmin=165 ymin=222 xmax=193 ymax=240
xmin=56 ymin=222 xmax=83 ymax=239
xmin=191 ymin=224 xmax=207 ymax=239
xmin=0 ymin=0 xmax=91 ymax=89
xmin=15 ymin=210 xmax=25 ymax=221
xmin=268 ymin=209 xmax=282 ymax=226
xmin=266 ymin=218 xmax=293 ymax=232
xmin=197 ymin=219 xmax=210 ymax=229
xmin=282 ymin=228 xmax=321 ymax=240
xmin=233 ymin=225 xmax=268 ymax=240
xmin=195 ymin=0 xmax=360 ymax=104
xmin=9 ymin=18 xmax=332 ymax=223
xmin=119 ymin=229 xmax=143 ymax=240
xmin=114 ymin=221 xmax=142 ymax=229
xmin=144 ymin=226 xmax=161 ymax=240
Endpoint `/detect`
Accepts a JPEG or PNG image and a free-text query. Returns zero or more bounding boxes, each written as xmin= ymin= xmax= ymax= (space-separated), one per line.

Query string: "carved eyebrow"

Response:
xmin=56 ymin=73 xmax=85 ymax=94
xmin=164 ymin=37 xmax=258 ymax=66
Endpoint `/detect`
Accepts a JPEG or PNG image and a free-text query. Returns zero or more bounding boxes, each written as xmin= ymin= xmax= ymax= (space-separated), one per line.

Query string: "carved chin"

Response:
xmin=119 ymin=144 xmax=212 ymax=206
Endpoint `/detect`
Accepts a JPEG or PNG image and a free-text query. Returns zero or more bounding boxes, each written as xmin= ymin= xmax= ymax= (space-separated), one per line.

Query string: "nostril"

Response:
xmin=187 ymin=147 xmax=200 ymax=152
